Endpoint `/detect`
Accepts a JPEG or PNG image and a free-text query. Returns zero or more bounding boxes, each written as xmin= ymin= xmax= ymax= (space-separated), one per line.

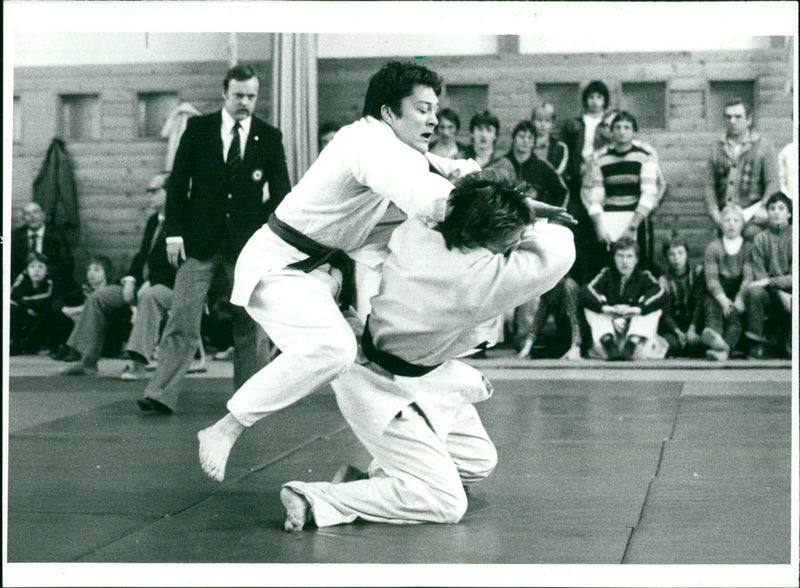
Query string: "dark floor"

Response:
xmin=3 ymin=364 xmax=796 ymax=587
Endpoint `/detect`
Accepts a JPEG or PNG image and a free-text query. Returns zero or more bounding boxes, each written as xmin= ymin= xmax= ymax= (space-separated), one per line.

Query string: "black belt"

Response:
xmin=268 ymin=213 xmax=356 ymax=311
xmin=361 ymin=316 xmax=441 ymax=378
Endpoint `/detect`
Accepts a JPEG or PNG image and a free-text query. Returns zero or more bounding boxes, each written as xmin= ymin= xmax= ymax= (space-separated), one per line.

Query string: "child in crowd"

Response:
xmin=58 ymin=256 xmax=133 ymax=364
xmin=744 ymin=191 xmax=792 ymax=358
xmin=657 ymin=240 xmax=705 ymax=357
xmin=581 ymin=237 xmax=666 ymax=361
xmin=701 ymin=205 xmax=750 ymax=361
xmin=10 ymin=252 xmax=74 ymax=355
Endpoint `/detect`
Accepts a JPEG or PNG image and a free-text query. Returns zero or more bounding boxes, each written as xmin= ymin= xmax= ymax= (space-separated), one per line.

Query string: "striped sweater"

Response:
xmin=583 ymin=142 xmax=660 ymax=217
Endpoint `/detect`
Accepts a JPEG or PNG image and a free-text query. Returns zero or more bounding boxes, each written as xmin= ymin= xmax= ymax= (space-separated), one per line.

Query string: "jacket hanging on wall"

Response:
xmin=32 ymin=137 xmax=80 ymax=231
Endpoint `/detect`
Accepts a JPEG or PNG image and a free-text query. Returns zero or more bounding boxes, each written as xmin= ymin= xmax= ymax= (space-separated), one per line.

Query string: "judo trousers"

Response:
xmin=226 ymin=267 xmax=358 ymax=427
xmin=284 ymin=385 xmax=497 ymax=527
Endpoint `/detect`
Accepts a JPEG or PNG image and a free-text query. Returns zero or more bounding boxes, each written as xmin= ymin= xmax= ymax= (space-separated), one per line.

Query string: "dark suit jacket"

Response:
xmin=128 ymin=213 xmax=176 ymax=289
xmin=11 ymin=224 xmax=75 ymax=285
xmin=561 ymin=117 xmax=586 ymax=185
xmin=164 ymin=111 xmax=291 ymax=259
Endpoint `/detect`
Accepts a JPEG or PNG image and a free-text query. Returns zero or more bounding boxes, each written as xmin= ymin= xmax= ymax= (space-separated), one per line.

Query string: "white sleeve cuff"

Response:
xmin=166 ymin=236 xmax=184 ymax=245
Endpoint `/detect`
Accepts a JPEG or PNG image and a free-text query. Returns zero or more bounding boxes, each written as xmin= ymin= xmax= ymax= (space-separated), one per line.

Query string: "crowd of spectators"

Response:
xmin=10 ymin=79 xmax=794 ymax=366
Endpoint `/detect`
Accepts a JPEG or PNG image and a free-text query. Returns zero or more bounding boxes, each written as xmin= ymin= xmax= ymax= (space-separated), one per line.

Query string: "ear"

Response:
xmin=380 ymin=104 xmax=397 ymax=125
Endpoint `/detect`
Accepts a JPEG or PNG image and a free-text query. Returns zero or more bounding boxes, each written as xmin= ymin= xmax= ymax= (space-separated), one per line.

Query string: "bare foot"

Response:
xmin=197 ymin=413 xmax=245 ymax=482
xmin=560 ymin=345 xmax=582 ymax=360
xmin=281 ymin=487 xmax=311 ymax=532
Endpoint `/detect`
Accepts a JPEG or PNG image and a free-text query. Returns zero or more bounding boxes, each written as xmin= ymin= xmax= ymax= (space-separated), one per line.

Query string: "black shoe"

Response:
xmin=621 ymin=338 xmax=637 ymax=361
xmin=600 ymin=334 xmax=621 ymax=361
xmin=747 ymin=343 xmax=765 ymax=360
xmin=60 ymin=347 xmax=81 ymax=362
xmin=137 ymin=397 xmax=173 ymax=415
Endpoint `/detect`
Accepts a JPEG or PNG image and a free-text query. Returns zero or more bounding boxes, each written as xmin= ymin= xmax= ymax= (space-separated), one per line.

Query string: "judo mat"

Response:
xmin=4 ymin=363 xmax=795 ymax=586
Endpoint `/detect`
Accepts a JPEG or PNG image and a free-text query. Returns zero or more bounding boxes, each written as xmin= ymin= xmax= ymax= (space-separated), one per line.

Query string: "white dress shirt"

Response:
xmin=221 ymin=107 xmax=251 ymax=160
xmin=27 ymin=226 xmax=45 ymax=253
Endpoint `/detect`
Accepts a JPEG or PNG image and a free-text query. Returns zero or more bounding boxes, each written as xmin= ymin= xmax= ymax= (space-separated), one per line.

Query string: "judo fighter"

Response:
xmin=280 ymin=170 xmax=576 ymax=531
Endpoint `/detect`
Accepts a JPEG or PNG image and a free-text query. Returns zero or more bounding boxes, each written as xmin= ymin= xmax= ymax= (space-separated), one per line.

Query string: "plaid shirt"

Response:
xmin=705 ymin=131 xmax=779 ymax=212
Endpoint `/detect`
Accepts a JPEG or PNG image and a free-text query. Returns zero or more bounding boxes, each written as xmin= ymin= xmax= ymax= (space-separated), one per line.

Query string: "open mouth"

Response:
xmin=421 ymin=132 xmax=432 ymax=141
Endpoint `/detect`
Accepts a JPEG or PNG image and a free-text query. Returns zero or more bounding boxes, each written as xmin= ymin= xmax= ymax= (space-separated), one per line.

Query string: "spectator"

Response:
xmin=318 ymin=122 xmax=340 ymax=152
xmin=743 ymin=191 xmax=792 ymax=359
xmin=561 ymin=80 xmax=611 ymax=284
xmin=10 ymin=252 xmax=75 ymax=356
xmin=777 ymin=140 xmax=797 ymax=201
xmin=582 ymin=237 xmax=666 ymax=361
xmin=61 ymin=173 xmax=176 ymax=378
xmin=463 ymin=110 xmax=500 ymax=168
xmin=657 ymin=239 xmax=705 ymax=358
xmin=583 ymin=111 xmax=665 ymax=275
xmin=515 ymin=276 xmax=583 ymax=360
xmin=11 ymin=201 xmax=76 ymax=297
xmin=429 ymin=108 xmax=468 ymax=159
xmin=489 ymin=120 xmax=576 ymax=360
xmin=489 ymin=120 xmax=568 ymax=207
xmin=705 ymin=98 xmax=779 ymax=240
xmin=701 ymin=204 xmax=750 ymax=361
xmin=531 ymin=103 xmax=568 ymax=177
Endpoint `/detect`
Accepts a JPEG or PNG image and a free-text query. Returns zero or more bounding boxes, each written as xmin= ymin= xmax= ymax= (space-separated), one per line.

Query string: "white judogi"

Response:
xmin=285 ymin=219 xmax=575 ymax=527
xmin=227 ymin=116 xmax=478 ymax=426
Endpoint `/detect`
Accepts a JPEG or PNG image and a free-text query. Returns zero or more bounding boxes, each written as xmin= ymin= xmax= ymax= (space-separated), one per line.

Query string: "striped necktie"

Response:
xmin=226 ymin=122 xmax=242 ymax=174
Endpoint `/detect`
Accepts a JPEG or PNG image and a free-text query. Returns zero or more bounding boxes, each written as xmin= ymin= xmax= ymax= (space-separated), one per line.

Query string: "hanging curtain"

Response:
xmin=271 ymin=32 xmax=318 ymax=185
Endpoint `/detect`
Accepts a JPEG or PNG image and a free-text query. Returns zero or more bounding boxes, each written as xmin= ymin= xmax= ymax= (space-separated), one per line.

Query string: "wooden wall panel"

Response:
xmin=12 ymin=49 xmax=793 ymax=280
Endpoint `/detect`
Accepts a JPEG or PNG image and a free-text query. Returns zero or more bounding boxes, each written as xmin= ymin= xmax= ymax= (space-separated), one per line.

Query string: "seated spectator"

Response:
xmin=531 ymin=103 xmax=568 ymax=176
xmin=705 ymin=98 xmax=779 ymax=240
xmin=743 ymin=191 xmax=792 ymax=358
xmin=61 ymin=173 xmax=176 ymax=378
xmin=657 ymin=239 xmax=705 ymax=358
xmin=701 ymin=204 xmax=750 ymax=361
xmin=583 ymin=111 xmax=666 ymax=275
xmin=10 ymin=252 xmax=75 ymax=356
xmin=489 ymin=120 xmax=568 ymax=207
xmin=428 ymin=108 xmax=468 ymax=159
xmin=463 ymin=110 xmax=500 ymax=168
xmin=515 ymin=276 xmax=582 ymax=360
xmin=582 ymin=237 xmax=666 ymax=361
xmin=318 ymin=122 xmax=340 ymax=153
xmin=11 ymin=201 xmax=76 ymax=298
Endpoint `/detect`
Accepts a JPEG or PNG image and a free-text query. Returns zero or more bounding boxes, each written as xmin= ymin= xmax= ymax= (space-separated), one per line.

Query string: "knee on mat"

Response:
xmin=432 ymin=488 xmax=469 ymax=524
xmin=473 ymin=445 xmax=498 ymax=480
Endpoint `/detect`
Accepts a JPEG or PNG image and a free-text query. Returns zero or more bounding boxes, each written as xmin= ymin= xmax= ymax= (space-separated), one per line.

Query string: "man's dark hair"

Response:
xmin=362 ymin=61 xmax=442 ymax=119
xmin=319 ymin=122 xmax=340 ymax=136
xmin=512 ymin=120 xmax=536 ymax=140
xmin=224 ymin=64 xmax=258 ymax=91
xmin=436 ymin=170 xmax=534 ymax=251
xmin=437 ymin=107 xmax=461 ymax=131
xmin=661 ymin=238 xmax=690 ymax=259
xmin=611 ymin=236 xmax=638 ymax=257
xmin=766 ymin=191 xmax=792 ymax=221
xmin=611 ymin=110 xmax=638 ymax=133
xmin=469 ymin=110 xmax=500 ymax=135
xmin=724 ymin=97 xmax=752 ymax=116
xmin=582 ymin=80 xmax=610 ymax=109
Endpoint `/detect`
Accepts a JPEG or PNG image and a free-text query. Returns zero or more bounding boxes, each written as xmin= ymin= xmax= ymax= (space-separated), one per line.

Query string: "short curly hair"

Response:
xmin=436 ymin=170 xmax=534 ymax=251
xmin=362 ymin=61 xmax=442 ymax=119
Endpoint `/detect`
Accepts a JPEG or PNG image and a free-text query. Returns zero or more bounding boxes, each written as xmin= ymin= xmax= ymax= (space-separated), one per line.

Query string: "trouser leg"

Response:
xmin=225 ymin=269 xmax=357 ymax=427
xmin=145 ymin=257 xmax=215 ymax=409
xmin=745 ymin=285 xmax=769 ymax=341
xmin=285 ymin=397 xmax=468 ymax=527
xmin=445 ymin=404 xmax=497 ymax=486
xmin=222 ymin=259 xmax=273 ymax=390
xmin=126 ymin=284 xmax=172 ymax=360
xmin=584 ymin=308 xmax=616 ymax=358
xmin=66 ymin=285 xmax=125 ymax=365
